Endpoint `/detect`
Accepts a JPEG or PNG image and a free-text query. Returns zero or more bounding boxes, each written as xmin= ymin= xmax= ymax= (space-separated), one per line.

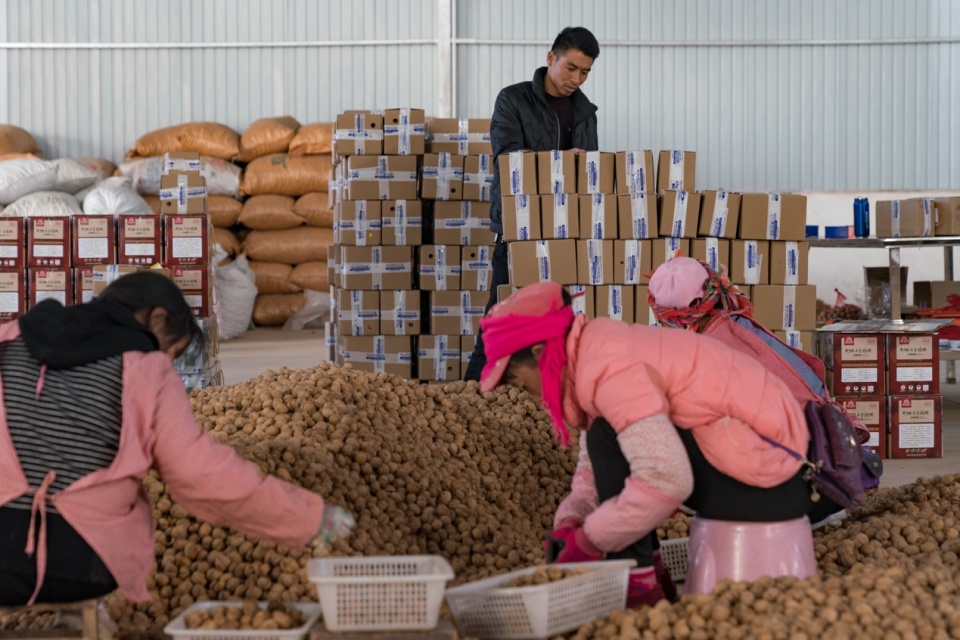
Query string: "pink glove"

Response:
xmin=544 ymin=526 xmax=604 ymax=564
xmin=653 ymin=550 xmax=678 ymax=602
xmin=543 ymin=519 xmax=580 ymax=561
xmin=626 ymin=566 xmax=667 ymax=609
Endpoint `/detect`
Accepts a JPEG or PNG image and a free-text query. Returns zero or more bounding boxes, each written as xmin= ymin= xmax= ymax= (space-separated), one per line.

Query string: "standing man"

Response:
xmin=464 ymin=26 xmax=600 ymax=382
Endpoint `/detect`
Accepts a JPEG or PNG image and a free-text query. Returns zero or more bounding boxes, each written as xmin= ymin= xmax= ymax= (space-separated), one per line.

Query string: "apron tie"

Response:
xmin=24 ymin=469 xmax=56 ymax=606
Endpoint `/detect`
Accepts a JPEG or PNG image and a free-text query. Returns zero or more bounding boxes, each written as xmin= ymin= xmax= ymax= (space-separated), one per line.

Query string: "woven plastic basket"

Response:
xmin=163 ymin=601 xmax=321 ymax=640
xmin=660 ymin=537 xmax=690 ymax=583
xmin=444 ymin=560 xmax=634 ymax=640
xmin=306 ymin=555 xmax=454 ymax=632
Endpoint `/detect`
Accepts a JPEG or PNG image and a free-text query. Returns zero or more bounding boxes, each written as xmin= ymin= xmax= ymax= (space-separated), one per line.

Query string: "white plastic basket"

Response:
xmin=444 ymin=560 xmax=634 ymax=640
xmin=659 ymin=537 xmax=690 ymax=583
xmin=163 ymin=601 xmax=322 ymax=640
xmin=306 ymin=555 xmax=454 ymax=632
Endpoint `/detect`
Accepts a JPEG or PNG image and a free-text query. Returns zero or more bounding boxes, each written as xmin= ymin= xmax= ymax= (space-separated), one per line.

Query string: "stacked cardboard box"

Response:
xmin=815 ymin=321 xmax=942 ymax=459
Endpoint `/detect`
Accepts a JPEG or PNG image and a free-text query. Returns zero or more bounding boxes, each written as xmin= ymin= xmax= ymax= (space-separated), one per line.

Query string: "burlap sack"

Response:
xmin=0 ymin=125 xmax=39 ymax=155
xmin=128 ymin=122 xmax=240 ymax=160
xmin=239 ymin=154 xmax=331 ymax=197
xmin=287 ymin=122 xmax=334 ymax=156
xmin=290 ymin=261 xmax=330 ymax=291
xmin=243 ymin=227 xmax=333 ymax=264
xmin=253 ymin=293 xmax=306 ymax=327
xmin=236 ymin=116 xmax=301 ymax=162
xmin=213 ymin=227 xmax=241 ymax=258
xmin=248 ymin=260 xmax=302 ymax=294
xmin=238 ymin=195 xmax=301 ymax=231
xmin=293 ymin=192 xmax=334 ymax=227
xmin=208 ymin=195 xmax=243 ymax=227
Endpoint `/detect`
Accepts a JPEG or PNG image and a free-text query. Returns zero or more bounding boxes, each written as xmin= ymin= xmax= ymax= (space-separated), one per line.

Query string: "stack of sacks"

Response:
xmin=0 ymin=124 xmax=40 ymax=156
xmin=236 ymin=118 xmax=335 ymax=326
xmin=0 ymin=153 xmax=130 ymax=217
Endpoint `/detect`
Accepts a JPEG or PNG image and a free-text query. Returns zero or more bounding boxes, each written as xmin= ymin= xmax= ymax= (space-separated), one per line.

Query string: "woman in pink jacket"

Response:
xmin=479 ymin=281 xmax=815 ymax=608
xmin=0 ymin=272 xmax=354 ymax=606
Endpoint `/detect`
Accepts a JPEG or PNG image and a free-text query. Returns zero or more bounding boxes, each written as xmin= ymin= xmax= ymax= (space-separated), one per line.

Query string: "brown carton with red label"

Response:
xmin=886 ymin=333 xmax=938 ymax=395
xmin=840 ymin=397 xmax=888 ymax=458
xmin=170 ymin=265 xmax=212 ymax=317
xmin=0 ymin=218 xmax=25 ymax=269
xmin=817 ymin=332 xmax=886 ymax=397
xmin=0 ymin=270 xmax=26 ymax=321
xmin=163 ymin=214 xmax=210 ymax=266
xmin=27 ymin=217 xmax=71 ymax=268
xmin=28 ymin=268 xmax=73 ymax=309
xmin=71 ymin=215 xmax=117 ymax=267
xmin=118 ymin=215 xmax=163 ymax=266
xmin=889 ymin=395 xmax=942 ymax=459
xmin=74 ymin=267 xmax=96 ymax=305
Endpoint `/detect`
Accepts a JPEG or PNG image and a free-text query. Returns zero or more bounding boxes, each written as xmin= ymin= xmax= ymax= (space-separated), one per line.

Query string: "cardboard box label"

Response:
xmin=550 ymin=194 xmax=573 ymax=239
xmin=784 ymin=241 xmax=799 ymax=285
xmin=537 ymin=241 xmax=552 ymax=281
xmin=629 ymin=193 xmax=653 ymax=239
xmin=507 ymin=151 xmax=532 ymax=195
xmin=585 ymin=240 xmax=605 ymax=285
xmin=710 ymin=191 xmax=730 ymax=236
xmin=781 ymin=285 xmax=796 ymax=329
xmin=896 ymin=367 xmax=933 ymax=383
xmin=569 ymin=284 xmax=589 ymax=316
xmin=668 ymin=151 xmax=686 ymax=190
xmin=893 ymin=335 xmax=935 ymax=360
xmin=171 ymin=267 xmax=206 ymax=291
xmin=702 ymin=237 xmax=721 ymax=273
xmin=744 ymin=240 xmax=763 ymax=285
xmin=606 ymin=285 xmax=625 ymax=321
xmin=767 ymin=193 xmax=782 ymax=240
xmin=32 ymin=219 xmax=66 ymax=240
xmin=515 ymin=195 xmax=533 ymax=240
xmin=123 ymin=217 xmax=157 ymax=238
xmin=898 ymin=424 xmax=935 ymax=449
xmin=549 ymin=150 xmax=572 ymax=194
xmin=625 ymin=151 xmax=650 ymax=194
xmin=623 ymin=241 xmax=643 ymax=285
xmin=841 ymin=368 xmax=879 ymax=383
xmin=841 ymin=336 xmax=880 ymax=361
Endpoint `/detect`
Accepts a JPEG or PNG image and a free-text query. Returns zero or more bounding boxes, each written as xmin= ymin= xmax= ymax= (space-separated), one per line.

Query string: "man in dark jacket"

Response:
xmin=464 ymin=26 xmax=600 ymax=382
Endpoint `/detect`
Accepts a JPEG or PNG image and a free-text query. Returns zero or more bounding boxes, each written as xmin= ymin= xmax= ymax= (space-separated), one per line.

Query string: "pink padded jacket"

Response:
xmin=0 ymin=322 xmax=325 ymax=602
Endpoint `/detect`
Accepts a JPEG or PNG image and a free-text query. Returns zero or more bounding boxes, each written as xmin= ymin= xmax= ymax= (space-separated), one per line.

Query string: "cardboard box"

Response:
xmin=508 ymin=239 xmax=578 ymax=287
xmin=163 ymin=214 xmax=209 ymax=266
xmin=768 ymin=241 xmax=809 ymax=286
xmin=729 ymin=240 xmax=769 ymax=285
xmin=576 ymin=151 xmax=615 ymax=194
xmin=698 ymin=190 xmax=741 ymax=239
xmin=338 ymin=335 xmax=413 ymax=378
xmin=657 ymin=150 xmax=696 ymax=192
xmin=815 ymin=331 xmax=886 ymax=397
xmin=336 ymin=200 xmax=382 ymax=246
xmin=913 ymin=280 xmax=960 ymax=310
xmin=875 ymin=198 xmax=935 ymax=238
xmin=889 ymin=395 xmax=942 ymax=458
xmin=418 ymin=245 xmax=462 ymax=291
xmin=337 ymin=289 xmax=380 ymax=336
xmin=738 ymin=193 xmax=807 ymax=241
xmin=170 ymin=265 xmax=211 ymax=317
xmin=159 ymin=173 xmax=207 ymax=215
xmin=89 ymin=265 xmax=172 ymax=296
xmin=426 ymin=118 xmax=492 ymax=155
xmin=840 ymin=397 xmax=888 ymax=458
xmin=340 ymin=246 xmax=414 ymax=290
xmin=614 ymin=240 xmax=652 ymax=285
xmin=380 ymin=290 xmax=421 ymax=336
xmin=541 ymin=194 xmax=580 ymax=239
xmin=162 ymin=151 xmax=201 ymax=174
xmin=658 ymin=190 xmax=701 ymax=239
xmin=381 ymin=200 xmax=423 ymax=246
xmin=334 ymin=112 xmax=383 ymax=156
xmin=691 ymin=238 xmax=730 ymax=275
xmin=382 ymin=108 xmax=426 ymax=155
xmin=27 ymin=217 xmax=71 ymax=268
xmin=615 ymin=150 xmax=655 ymax=195
xmin=421 ymin=152 xmax=464 ymax=201
xmin=567 ymin=284 xmax=595 ymax=319
xmin=537 ymin=150 xmax=577 ymax=195
xmin=70 ymin=215 xmax=117 ymax=267
xmin=498 ymin=151 xmax=538 ymax=196
xmin=934 ymin=197 xmax=960 ymax=236
xmin=617 ymin=193 xmax=658 ymax=240
xmin=433 ymin=201 xmax=494 ymax=246
xmin=651 ymin=237 xmax=691 ymax=269
xmin=750 ymin=285 xmax=817 ymax=331
xmin=73 ymin=267 xmax=96 ymax=305
xmin=577 ymin=239 xmax=615 ymax=286
xmin=501 ymin=195 xmax=542 ymax=241
xmin=28 ymin=268 xmax=72 ymax=308
xmin=324 ymin=321 xmax=338 ymax=362
xmin=635 ymin=285 xmax=656 ymax=326
xmin=774 ymin=330 xmax=815 ymax=355
xmin=0 ymin=218 xmax=25 ymax=269
xmin=461 ymin=245 xmax=493 ymax=292
xmin=887 ymin=333 xmax=939 ymax=395
xmin=418 ymin=335 xmax=461 ymax=382
xmin=430 ymin=290 xmax=486 ymax=335
xmin=595 ymin=285 xmax=634 ymax=323
xmin=462 ymin=154 xmax=494 ymax=201
xmin=497 ymin=284 xmax=519 ymax=306
xmin=344 ymin=155 xmax=419 ymax=201
xmin=461 ymin=335 xmax=477 ymax=371
xmin=579 ymin=194 xmax=617 ymax=239
xmin=0 ymin=270 xmax=26 ymax=321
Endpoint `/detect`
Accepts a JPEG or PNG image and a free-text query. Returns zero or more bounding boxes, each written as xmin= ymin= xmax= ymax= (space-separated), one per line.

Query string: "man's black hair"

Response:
xmin=551 ymin=26 xmax=600 ymax=60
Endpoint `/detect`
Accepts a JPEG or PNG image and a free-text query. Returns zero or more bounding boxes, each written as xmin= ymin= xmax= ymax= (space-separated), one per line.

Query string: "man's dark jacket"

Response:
xmin=489 ymin=66 xmax=599 ymax=235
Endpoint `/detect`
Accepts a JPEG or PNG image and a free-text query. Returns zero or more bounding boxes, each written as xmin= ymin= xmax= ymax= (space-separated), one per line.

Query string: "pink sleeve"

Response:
xmin=553 ymin=430 xmax=599 ymax=527
xmin=582 ymin=414 xmax=693 ymax=553
xmin=146 ymin=364 xmax=324 ymax=548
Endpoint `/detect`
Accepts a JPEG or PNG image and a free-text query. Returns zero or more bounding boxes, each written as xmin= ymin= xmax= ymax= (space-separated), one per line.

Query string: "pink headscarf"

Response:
xmin=480 ymin=302 xmax=575 ymax=447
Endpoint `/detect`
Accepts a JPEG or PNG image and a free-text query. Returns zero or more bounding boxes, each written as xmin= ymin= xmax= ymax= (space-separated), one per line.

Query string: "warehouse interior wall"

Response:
xmin=1 ymin=0 xmax=958 ymax=307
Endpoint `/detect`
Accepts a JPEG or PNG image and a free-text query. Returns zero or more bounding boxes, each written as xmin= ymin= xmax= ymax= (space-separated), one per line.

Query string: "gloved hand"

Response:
xmin=626 ymin=566 xmax=667 ymax=609
xmin=652 ymin=550 xmax=678 ymax=602
xmin=542 ymin=518 xmax=580 ymax=561
xmin=312 ymin=504 xmax=356 ymax=546
xmin=544 ymin=525 xmax=603 ymax=564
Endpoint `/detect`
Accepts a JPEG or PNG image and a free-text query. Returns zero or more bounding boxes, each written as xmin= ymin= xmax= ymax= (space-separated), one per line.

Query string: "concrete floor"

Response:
xmin=218 ymin=327 xmax=960 ymax=489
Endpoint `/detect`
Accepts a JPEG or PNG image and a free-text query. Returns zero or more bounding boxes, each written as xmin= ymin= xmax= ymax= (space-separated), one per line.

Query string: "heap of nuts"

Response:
xmin=506 ymin=566 xmax=588 ymax=588
xmin=184 ymin=601 xmax=304 ymax=630
xmin=657 ymin=512 xmax=692 ymax=540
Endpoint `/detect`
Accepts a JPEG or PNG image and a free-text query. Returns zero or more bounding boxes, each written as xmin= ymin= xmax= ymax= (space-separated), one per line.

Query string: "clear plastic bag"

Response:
xmin=283 ymin=288 xmax=331 ymax=330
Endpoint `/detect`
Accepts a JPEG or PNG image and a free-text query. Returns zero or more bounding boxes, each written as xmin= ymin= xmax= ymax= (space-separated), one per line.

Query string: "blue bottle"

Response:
xmin=854 ymin=198 xmax=870 ymax=238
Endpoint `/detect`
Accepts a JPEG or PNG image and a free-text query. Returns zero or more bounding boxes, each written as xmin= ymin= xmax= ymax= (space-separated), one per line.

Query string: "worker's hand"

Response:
xmin=543 ymin=519 xmax=580 ymax=561
xmin=544 ymin=525 xmax=603 ymax=564
xmin=312 ymin=504 xmax=356 ymax=546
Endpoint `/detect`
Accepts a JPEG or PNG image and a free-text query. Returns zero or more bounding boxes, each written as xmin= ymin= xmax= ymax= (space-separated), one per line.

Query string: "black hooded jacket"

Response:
xmin=489 ymin=66 xmax=599 ymax=235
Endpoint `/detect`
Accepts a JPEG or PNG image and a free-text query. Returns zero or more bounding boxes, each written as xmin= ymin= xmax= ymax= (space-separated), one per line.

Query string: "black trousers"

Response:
xmin=585 ymin=418 xmax=820 ymax=566
xmin=464 ymin=237 xmax=510 ymax=382
xmin=0 ymin=506 xmax=117 ymax=605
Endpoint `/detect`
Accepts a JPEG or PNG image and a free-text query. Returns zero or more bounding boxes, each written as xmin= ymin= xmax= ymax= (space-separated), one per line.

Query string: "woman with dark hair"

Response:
xmin=0 ymin=271 xmax=353 ymax=606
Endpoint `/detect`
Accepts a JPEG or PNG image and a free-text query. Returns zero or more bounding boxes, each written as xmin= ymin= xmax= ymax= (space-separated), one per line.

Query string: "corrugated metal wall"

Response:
xmin=1 ymin=0 xmax=957 ymax=192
